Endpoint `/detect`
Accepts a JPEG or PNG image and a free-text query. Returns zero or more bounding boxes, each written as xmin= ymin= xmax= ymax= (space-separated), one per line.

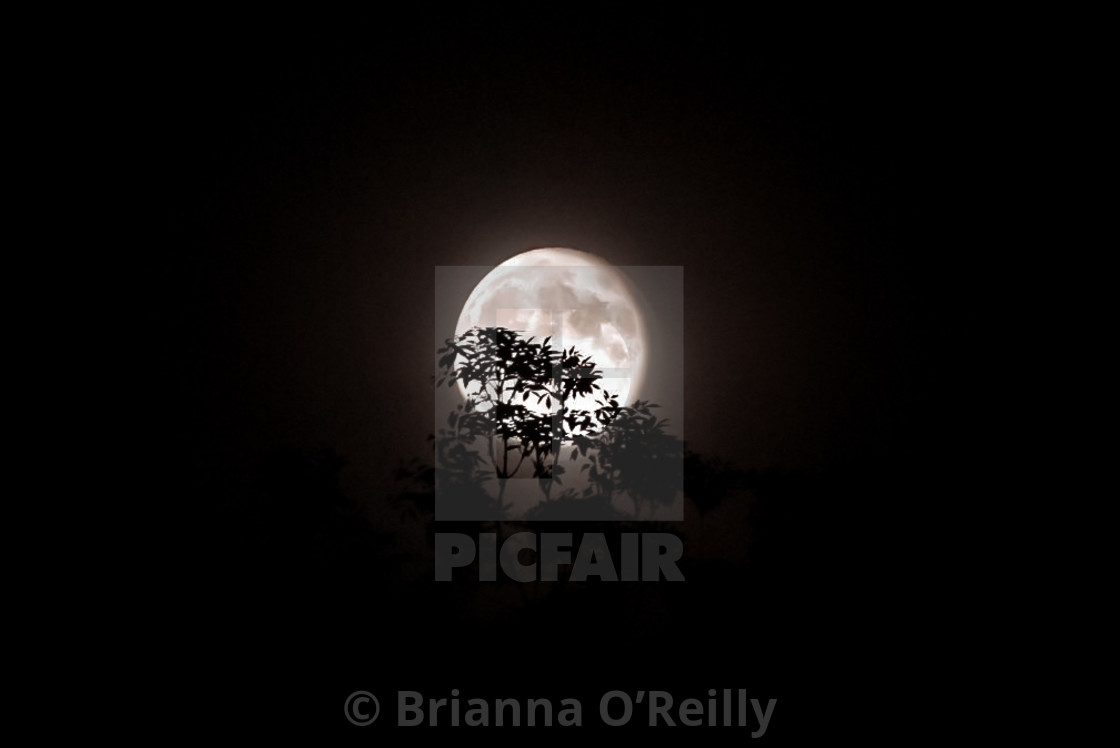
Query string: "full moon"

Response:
xmin=455 ymin=247 xmax=647 ymax=412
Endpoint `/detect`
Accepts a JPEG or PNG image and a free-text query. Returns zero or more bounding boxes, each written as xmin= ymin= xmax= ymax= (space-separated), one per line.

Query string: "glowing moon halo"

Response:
xmin=454 ymin=248 xmax=647 ymax=413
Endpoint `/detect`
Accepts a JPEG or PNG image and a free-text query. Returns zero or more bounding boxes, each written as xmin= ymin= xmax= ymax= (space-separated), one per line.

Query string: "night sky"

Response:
xmin=165 ymin=18 xmax=956 ymax=737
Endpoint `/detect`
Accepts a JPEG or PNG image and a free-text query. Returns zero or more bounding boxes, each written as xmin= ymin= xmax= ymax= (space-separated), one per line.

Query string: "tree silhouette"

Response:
xmin=582 ymin=400 xmax=683 ymax=518
xmin=436 ymin=326 xmax=620 ymax=509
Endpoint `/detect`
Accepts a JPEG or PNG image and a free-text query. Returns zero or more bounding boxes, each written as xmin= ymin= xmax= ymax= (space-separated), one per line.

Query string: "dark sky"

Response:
xmin=167 ymin=22 xmax=948 ymax=503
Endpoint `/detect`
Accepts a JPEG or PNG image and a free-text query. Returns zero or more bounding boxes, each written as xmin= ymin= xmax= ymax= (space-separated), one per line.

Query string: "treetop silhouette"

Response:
xmin=435 ymin=326 xmax=682 ymax=519
xmin=436 ymin=326 xmax=620 ymax=502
